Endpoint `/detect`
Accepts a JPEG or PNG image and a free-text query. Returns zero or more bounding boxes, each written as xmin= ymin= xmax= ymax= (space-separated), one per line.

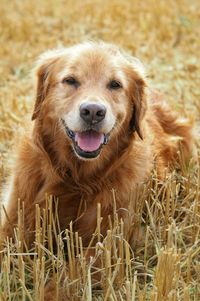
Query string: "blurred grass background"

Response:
xmin=0 ymin=0 xmax=199 ymax=156
xmin=0 ymin=0 xmax=200 ymax=300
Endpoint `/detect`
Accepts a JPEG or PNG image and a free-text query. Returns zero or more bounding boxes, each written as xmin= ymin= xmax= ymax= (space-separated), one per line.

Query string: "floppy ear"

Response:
xmin=32 ymin=51 xmax=61 ymax=120
xmin=128 ymin=60 xmax=147 ymax=139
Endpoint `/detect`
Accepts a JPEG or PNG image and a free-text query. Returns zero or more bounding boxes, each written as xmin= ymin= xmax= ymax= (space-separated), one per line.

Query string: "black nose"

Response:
xmin=80 ymin=103 xmax=106 ymax=124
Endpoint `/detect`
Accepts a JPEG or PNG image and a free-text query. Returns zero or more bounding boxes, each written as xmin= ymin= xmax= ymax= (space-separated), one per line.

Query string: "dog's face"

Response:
xmin=32 ymin=42 xmax=147 ymax=160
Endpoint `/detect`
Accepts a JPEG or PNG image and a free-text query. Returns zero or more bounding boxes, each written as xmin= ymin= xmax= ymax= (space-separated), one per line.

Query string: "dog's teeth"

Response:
xmin=68 ymin=130 xmax=74 ymax=138
xmin=104 ymin=135 xmax=109 ymax=145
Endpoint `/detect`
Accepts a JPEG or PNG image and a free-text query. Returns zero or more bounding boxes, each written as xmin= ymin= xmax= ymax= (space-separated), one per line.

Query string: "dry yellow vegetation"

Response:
xmin=0 ymin=0 xmax=200 ymax=300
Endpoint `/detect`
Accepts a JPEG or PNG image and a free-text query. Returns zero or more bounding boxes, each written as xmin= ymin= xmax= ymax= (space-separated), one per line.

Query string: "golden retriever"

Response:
xmin=0 ymin=41 xmax=194 ymax=298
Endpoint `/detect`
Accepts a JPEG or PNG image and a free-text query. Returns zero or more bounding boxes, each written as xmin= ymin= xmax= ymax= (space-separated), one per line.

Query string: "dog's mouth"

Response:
xmin=62 ymin=122 xmax=109 ymax=159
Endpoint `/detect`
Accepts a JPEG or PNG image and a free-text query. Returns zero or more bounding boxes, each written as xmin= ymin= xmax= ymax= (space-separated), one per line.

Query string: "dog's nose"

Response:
xmin=80 ymin=103 xmax=106 ymax=124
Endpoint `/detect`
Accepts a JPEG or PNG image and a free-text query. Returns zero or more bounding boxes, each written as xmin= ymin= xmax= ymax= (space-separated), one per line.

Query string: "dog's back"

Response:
xmin=148 ymin=90 xmax=195 ymax=170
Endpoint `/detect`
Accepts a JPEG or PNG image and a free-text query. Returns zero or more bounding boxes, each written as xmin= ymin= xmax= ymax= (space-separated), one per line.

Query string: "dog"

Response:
xmin=0 ymin=42 xmax=194 ymax=296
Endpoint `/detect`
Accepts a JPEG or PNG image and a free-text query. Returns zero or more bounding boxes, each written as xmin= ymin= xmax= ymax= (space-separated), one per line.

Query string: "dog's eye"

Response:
xmin=62 ymin=77 xmax=79 ymax=87
xmin=108 ymin=80 xmax=122 ymax=90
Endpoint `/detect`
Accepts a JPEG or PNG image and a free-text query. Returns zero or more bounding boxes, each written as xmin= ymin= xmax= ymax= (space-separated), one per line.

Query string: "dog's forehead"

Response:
xmin=68 ymin=43 xmax=124 ymax=65
xmin=56 ymin=45 xmax=127 ymax=80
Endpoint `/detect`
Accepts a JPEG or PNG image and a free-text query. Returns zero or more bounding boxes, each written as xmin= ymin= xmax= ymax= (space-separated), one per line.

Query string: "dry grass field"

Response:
xmin=0 ymin=0 xmax=200 ymax=300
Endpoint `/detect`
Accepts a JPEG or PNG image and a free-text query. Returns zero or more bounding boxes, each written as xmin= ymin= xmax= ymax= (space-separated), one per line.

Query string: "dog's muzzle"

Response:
xmin=61 ymin=119 xmax=109 ymax=159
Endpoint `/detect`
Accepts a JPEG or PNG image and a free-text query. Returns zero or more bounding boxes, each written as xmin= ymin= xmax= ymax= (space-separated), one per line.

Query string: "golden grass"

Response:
xmin=0 ymin=0 xmax=200 ymax=300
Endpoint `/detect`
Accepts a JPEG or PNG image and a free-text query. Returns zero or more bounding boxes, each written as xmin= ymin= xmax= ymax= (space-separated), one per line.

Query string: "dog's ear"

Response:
xmin=128 ymin=59 xmax=147 ymax=139
xmin=32 ymin=51 xmax=60 ymax=120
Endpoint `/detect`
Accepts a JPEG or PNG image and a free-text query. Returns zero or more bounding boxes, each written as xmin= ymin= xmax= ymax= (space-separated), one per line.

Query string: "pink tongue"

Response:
xmin=75 ymin=131 xmax=104 ymax=152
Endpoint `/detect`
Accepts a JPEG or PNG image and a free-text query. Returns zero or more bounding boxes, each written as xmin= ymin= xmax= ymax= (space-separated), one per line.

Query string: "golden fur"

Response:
xmin=0 ymin=42 xmax=194 ymax=299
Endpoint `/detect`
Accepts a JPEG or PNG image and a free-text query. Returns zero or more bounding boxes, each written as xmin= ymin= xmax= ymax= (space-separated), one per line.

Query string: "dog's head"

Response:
xmin=32 ymin=42 xmax=147 ymax=160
